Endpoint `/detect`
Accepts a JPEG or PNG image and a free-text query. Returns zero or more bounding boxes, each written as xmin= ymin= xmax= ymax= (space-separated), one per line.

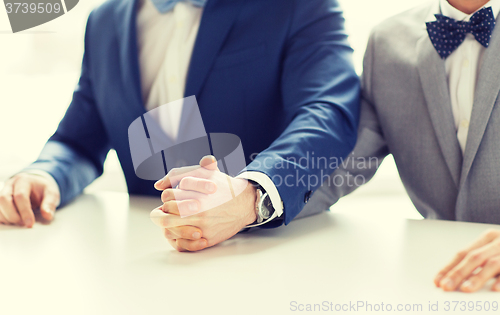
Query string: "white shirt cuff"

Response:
xmin=236 ymin=171 xmax=284 ymax=220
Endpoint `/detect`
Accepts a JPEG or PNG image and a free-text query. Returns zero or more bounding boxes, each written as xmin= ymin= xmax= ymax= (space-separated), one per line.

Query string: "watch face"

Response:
xmin=260 ymin=194 xmax=273 ymax=219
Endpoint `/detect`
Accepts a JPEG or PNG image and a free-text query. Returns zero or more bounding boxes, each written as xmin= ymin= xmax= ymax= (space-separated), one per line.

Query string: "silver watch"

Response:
xmin=253 ymin=185 xmax=274 ymax=224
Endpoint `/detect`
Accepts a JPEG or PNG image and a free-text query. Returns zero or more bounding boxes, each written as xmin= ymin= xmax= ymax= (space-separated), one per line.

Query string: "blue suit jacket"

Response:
xmin=27 ymin=0 xmax=360 ymax=225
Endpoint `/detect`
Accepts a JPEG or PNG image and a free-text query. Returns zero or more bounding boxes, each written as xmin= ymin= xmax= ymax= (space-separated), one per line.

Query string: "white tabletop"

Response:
xmin=1 ymin=191 xmax=499 ymax=315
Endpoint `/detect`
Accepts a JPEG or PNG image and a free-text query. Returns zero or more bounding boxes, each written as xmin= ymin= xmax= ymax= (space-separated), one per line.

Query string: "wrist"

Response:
xmin=243 ymin=181 xmax=258 ymax=226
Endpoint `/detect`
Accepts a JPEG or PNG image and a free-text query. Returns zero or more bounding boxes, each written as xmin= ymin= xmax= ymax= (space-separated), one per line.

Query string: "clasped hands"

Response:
xmin=150 ymin=155 xmax=257 ymax=252
xmin=150 ymin=155 xmax=500 ymax=292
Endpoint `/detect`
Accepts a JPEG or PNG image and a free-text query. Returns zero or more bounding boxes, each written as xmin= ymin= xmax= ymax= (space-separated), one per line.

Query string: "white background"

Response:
xmin=0 ymin=0 xmax=431 ymax=219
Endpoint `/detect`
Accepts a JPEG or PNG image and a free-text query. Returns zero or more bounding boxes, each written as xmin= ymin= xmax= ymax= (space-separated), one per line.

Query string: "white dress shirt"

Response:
xmin=137 ymin=0 xmax=201 ymax=140
xmin=137 ymin=0 xmax=283 ymax=223
xmin=439 ymin=0 xmax=500 ymax=153
xmin=29 ymin=0 xmax=284 ymax=222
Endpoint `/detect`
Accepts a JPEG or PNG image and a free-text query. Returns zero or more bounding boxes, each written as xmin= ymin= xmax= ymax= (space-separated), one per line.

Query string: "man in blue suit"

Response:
xmin=0 ymin=0 xmax=359 ymax=251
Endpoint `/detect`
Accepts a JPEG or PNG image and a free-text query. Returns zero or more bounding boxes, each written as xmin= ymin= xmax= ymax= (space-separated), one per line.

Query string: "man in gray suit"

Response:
xmin=303 ymin=0 xmax=500 ymax=293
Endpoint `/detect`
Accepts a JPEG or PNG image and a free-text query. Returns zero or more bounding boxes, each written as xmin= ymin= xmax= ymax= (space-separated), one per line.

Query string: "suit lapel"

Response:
xmin=113 ymin=0 xmax=245 ymax=132
xmin=116 ymin=0 xmax=146 ymax=118
xmin=184 ymin=0 xmax=245 ymax=98
xmin=459 ymin=23 xmax=500 ymax=187
xmin=416 ymin=34 xmax=463 ymax=187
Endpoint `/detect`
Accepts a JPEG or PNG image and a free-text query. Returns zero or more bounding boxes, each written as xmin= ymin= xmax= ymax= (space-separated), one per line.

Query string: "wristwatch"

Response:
xmin=246 ymin=181 xmax=276 ymax=228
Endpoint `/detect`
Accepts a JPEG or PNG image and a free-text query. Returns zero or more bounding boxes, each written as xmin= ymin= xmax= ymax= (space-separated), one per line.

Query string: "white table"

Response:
xmin=1 ymin=191 xmax=499 ymax=315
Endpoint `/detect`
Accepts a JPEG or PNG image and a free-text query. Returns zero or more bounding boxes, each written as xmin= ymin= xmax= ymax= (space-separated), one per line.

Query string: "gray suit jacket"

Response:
xmin=300 ymin=1 xmax=500 ymax=224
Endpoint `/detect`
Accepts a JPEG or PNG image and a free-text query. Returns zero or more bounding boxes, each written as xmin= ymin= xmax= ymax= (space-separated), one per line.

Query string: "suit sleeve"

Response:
xmin=244 ymin=0 xmax=360 ymax=225
xmin=23 ymin=12 xmax=111 ymax=207
xmin=300 ymin=29 xmax=391 ymax=213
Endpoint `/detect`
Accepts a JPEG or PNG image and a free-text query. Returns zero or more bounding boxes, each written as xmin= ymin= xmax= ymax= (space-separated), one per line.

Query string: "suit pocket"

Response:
xmin=213 ymin=43 xmax=266 ymax=70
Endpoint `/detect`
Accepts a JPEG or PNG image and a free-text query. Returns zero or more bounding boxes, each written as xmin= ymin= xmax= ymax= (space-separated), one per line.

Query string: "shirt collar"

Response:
xmin=439 ymin=0 xmax=500 ymax=21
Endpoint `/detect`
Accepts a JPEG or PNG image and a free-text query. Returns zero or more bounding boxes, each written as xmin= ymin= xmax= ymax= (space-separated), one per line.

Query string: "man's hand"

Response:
xmin=0 ymin=173 xmax=60 ymax=228
xmin=150 ymin=155 xmax=257 ymax=252
xmin=435 ymin=229 xmax=500 ymax=292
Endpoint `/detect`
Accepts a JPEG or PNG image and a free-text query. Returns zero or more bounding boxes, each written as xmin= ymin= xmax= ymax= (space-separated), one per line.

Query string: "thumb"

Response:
xmin=199 ymin=155 xmax=219 ymax=171
xmin=40 ymin=188 xmax=59 ymax=221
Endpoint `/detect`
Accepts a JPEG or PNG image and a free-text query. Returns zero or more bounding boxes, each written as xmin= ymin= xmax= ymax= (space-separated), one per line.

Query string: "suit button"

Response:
xmin=304 ymin=190 xmax=313 ymax=204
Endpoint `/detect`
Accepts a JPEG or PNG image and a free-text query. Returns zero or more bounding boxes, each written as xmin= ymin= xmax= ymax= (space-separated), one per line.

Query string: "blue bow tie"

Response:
xmin=426 ymin=7 xmax=496 ymax=59
xmin=150 ymin=0 xmax=207 ymax=13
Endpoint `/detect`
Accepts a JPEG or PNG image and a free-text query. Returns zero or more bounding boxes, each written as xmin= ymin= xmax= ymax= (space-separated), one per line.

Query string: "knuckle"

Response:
xmin=161 ymin=215 xmax=171 ymax=227
xmin=451 ymin=269 xmax=465 ymax=279
xmin=0 ymin=194 xmax=11 ymax=204
xmin=46 ymin=188 xmax=60 ymax=198
xmin=487 ymin=256 xmax=500 ymax=267
xmin=163 ymin=229 xmax=174 ymax=239
xmin=12 ymin=192 xmax=25 ymax=202
xmin=13 ymin=173 xmax=27 ymax=181
xmin=163 ymin=201 xmax=178 ymax=214
xmin=447 ymin=272 xmax=459 ymax=281
xmin=467 ymin=251 xmax=483 ymax=263
xmin=168 ymin=168 xmax=181 ymax=179
xmin=167 ymin=169 xmax=176 ymax=176
xmin=167 ymin=190 xmax=175 ymax=200
xmin=161 ymin=190 xmax=171 ymax=202
xmin=197 ymin=179 xmax=208 ymax=191
xmin=163 ymin=201 xmax=171 ymax=212
xmin=179 ymin=177 xmax=192 ymax=189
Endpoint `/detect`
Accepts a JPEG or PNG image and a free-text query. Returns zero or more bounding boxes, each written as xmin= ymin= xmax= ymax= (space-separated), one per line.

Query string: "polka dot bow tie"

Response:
xmin=426 ymin=7 xmax=496 ymax=59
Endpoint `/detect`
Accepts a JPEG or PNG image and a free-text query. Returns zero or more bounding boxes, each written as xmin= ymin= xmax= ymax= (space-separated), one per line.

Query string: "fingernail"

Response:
xmin=205 ymin=182 xmax=215 ymax=192
xmin=188 ymin=203 xmax=198 ymax=212
xmin=441 ymin=278 xmax=454 ymax=290
xmin=155 ymin=179 xmax=163 ymax=187
xmin=435 ymin=273 xmax=444 ymax=285
xmin=25 ymin=219 xmax=33 ymax=227
xmin=44 ymin=207 xmax=54 ymax=218
xmin=200 ymin=239 xmax=208 ymax=247
xmin=460 ymin=280 xmax=473 ymax=291
xmin=192 ymin=232 xmax=201 ymax=239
